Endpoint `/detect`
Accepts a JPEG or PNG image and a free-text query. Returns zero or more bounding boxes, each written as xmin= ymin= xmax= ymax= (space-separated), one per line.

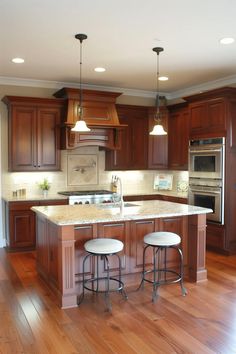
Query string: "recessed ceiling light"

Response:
xmin=159 ymin=76 xmax=168 ymax=81
xmin=12 ymin=57 xmax=25 ymax=63
xmin=219 ymin=37 xmax=235 ymax=45
xmin=94 ymin=67 xmax=106 ymax=72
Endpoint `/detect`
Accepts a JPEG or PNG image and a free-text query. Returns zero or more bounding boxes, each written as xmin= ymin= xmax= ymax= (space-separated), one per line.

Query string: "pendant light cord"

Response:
xmin=152 ymin=47 xmax=163 ymax=123
xmin=79 ymin=38 xmax=83 ymax=119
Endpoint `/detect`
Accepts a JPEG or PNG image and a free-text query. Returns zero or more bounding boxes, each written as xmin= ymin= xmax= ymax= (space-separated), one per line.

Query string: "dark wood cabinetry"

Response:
xmin=184 ymin=89 xmax=228 ymax=138
xmin=168 ymin=104 xmax=189 ymax=170
xmin=5 ymin=199 xmax=68 ymax=251
xmin=105 ymin=104 xmax=149 ymax=170
xmin=3 ymin=96 xmax=63 ymax=172
xmin=185 ymin=87 xmax=236 ymax=254
xmin=148 ymin=107 xmax=168 ymax=169
xmin=130 ymin=216 xmax=188 ymax=274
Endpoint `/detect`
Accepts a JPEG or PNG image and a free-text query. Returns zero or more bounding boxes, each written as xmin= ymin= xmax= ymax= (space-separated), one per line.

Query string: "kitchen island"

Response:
xmin=32 ymin=200 xmax=212 ymax=308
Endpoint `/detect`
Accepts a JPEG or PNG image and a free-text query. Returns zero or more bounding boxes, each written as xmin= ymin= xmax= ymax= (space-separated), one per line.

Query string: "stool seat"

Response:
xmin=84 ymin=238 xmax=123 ymax=254
xmin=144 ymin=232 xmax=181 ymax=247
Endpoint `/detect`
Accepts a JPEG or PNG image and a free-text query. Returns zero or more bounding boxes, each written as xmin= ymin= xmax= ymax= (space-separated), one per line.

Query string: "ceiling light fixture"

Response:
xmin=12 ymin=57 xmax=24 ymax=64
xmin=159 ymin=76 xmax=168 ymax=81
xmin=71 ymin=33 xmax=91 ymax=132
xmin=220 ymin=37 xmax=235 ymax=45
xmin=94 ymin=67 xmax=106 ymax=72
xmin=149 ymin=47 xmax=167 ymax=136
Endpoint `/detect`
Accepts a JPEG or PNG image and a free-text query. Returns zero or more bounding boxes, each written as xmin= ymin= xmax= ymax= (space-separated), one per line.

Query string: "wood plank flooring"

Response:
xmin=0 ymin=249 xmax=236 ymax=353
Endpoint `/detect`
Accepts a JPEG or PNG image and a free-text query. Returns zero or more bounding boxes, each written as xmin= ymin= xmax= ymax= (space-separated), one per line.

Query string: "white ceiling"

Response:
xmin=1 ymin=0 xmax=236 ymax=99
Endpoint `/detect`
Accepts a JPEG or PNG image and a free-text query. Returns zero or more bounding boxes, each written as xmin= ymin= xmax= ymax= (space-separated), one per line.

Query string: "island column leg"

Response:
xmin=58 ymin=225 xmax=77 ymax=308
xmin=188 ymin=214 xmax=207 ymax=282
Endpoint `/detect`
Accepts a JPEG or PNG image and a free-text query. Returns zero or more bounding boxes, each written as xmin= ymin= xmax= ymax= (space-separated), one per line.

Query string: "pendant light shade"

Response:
xmin=71 ymin=33 xmax=91 ymax=132
xmin=149 ymin=47 xmax=167 ymax=136
xmin=149 ymin=123 xmax=167 ymax=135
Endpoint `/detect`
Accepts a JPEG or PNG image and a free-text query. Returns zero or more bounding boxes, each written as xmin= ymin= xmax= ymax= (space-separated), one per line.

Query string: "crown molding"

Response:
xmin=1 ymin=74 xmax=236 ymax=101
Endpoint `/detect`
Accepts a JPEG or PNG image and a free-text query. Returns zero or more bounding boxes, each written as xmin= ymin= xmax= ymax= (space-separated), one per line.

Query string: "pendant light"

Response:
xmin=149 ymin=47 xmax=167 ymax=136
xmin=71 ymin=33 xmax=91 ymax=132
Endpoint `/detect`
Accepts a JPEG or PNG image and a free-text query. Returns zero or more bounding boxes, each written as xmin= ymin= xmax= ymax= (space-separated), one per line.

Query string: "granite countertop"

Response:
xmin=2 ymin=194 xmax=68 ymax=202
xmin=31 ymin=200 xmax=212 ymax=226
xmin=2 ymin=190 xmax=188 ymax=203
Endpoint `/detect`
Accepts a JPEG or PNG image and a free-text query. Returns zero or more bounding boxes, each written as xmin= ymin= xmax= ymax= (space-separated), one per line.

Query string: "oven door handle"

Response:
xmin=189 ymin=188 xmax=221 ymax=195
xmin=189 ymin=148 xmax=222 ymax=153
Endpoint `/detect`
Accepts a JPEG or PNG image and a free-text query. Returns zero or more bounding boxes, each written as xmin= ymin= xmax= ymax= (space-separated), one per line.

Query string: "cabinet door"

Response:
xmin=148 ymin=108 xmax=168 ymax=169
xmin=74 ymin=225 xmax=94 ymax=280
xmin=10 ymin=106 xmax=37 ymax=171
xmin=168 ymin=107 xmax=189 ymax=170
xmin=189 ymin=102 xmax=207 ymax=137
xmin=97 ymin=222 xmax=129 ymax=275
xmin=37 ymin=107 xmax=61 ymax=171
xmin=189 ymin=98 xmax=226 ymax=138
xmin=207 ymin=99 xmax=226 ymax=135
xmin=130 ymin=219 xmax=156 ymax=273
xmin=105 ymin=105 xmax=148 ymax=170
xmin=159 ymin=216 xmax=188 ymax=268
xmin=9 ymin=209 xmax=36 ymax=249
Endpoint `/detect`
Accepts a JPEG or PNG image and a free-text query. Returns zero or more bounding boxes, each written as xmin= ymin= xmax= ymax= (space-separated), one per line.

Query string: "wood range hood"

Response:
xmin=54 ymin=87 xmax=126 ymax=150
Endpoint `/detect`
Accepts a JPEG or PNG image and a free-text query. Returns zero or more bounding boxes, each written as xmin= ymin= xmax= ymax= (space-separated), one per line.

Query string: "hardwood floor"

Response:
xmin=0 ymin=249 xmax=236 ymax=354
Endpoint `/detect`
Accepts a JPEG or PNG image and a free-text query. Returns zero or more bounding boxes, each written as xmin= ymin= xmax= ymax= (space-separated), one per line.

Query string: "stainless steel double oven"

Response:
xmin=188 ymin=137 xmax=225 ymax=224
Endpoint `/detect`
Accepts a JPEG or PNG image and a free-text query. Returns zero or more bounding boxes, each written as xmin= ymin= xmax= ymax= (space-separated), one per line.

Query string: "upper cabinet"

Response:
xmin=3 ymin=96 xmax=63 ymax=172
xmin=105 ymin=104 xmax=149 ymax=170
xmin=184 ymin=88 xmax=230 ymax=139
xmin=148 ymin=107 xmax=168 ymax=169
xmin=168 ymin=103 xmax=189 ymax=170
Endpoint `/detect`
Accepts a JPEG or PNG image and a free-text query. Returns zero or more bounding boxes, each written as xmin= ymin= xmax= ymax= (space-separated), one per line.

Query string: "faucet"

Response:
xmin=116 ymin=176 xmax=124 ymax=212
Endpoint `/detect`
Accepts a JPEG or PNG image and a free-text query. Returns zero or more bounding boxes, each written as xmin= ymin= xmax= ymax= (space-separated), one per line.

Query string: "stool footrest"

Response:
xmin=83 ymin=277 xmax=125 ymax=293
xmin=143 ymin=269 xmax=182 ymax=286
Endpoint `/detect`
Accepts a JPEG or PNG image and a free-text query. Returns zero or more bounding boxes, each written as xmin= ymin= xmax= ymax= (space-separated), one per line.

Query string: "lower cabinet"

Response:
xmin=206 ymin=222 xmax=225 ymax=252
xmin=5 ymin=199 xmax=68 ymax=251
xmin=130 ymin=216 xmax=188 ymax=274
xmin=74 ymin=221 xmax=129 ymax=281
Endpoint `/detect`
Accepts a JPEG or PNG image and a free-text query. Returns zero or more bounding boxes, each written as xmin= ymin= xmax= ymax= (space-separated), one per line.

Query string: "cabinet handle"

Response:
xmin=74 ymin=226 xmax=92 ymax=230
xmin=104 ymin=223 xmax=124 ymax=227
xmin=135 ymin=220 xmax=154 ymax=225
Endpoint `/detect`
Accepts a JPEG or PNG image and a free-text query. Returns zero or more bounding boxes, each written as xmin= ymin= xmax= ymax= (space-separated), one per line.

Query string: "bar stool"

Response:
xmin=78 ymin=238 xmax=128 ymax=311
xmin=138 ymin=231 xmax=187 ymax=302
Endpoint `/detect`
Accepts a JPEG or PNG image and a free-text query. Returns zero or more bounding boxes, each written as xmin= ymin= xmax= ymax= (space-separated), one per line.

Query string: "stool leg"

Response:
xmin=78 ymin=253 xmax=91 ymax=305
xmin=104 ymin=255 xmax=112 ymax=312
xmin=116 ymin=254 xmax=128 ymax=300
xmin=176 ymin=246 xmax=187 ymax=296
xmin=137 ymin=244 xmax=149 ymax=291
xmin=152 ymin=246 xmax=161 ymax=303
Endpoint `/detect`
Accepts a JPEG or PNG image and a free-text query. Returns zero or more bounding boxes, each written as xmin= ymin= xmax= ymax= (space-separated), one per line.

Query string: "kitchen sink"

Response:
xmin=98 ymin=202 xmax=140 ymax=209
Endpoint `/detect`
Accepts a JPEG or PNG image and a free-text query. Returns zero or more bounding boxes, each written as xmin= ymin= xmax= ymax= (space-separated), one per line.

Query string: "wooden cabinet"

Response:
xmin=62 ymin=126 xmax=122 ymax=150
xmin=130 ymin=216 xmax=188 ymax=274
xmin=168 ymin=104 xmax=189 ymax=170
xmin=5 ymin=198 xmax=68 ymax=251
xmin=105 ymin=104 xmax=148 ymax=170
xmin=2 ymin=96 xmax=63 ymax=172
xmin=148 ymin=107 xmax=168 ymax=169
xmin=184 ymin=89 xmax=228 ymax=138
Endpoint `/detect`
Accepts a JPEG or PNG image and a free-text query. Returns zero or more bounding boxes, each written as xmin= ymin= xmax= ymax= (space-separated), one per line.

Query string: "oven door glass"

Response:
xmin=189 ymin=149 xmax=223 ymax=179
xmin=190 ymin=189 xmax=222 ymax=223
xmin=193 ymin=155 xmax=216 ymax=172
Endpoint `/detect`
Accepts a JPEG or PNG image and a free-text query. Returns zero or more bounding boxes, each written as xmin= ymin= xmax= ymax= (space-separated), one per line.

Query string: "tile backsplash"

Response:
xmin=2 ymin=146 xmax=189 ymax=197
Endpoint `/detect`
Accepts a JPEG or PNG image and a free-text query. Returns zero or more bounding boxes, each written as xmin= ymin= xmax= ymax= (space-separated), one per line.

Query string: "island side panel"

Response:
xmin=188 ymin=213 xmax=207 ymax=282
xmin=36 ymin=215 xmax=77 ymax=309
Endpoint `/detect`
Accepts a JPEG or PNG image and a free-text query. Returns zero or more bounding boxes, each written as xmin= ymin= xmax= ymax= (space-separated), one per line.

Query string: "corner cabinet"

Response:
xmin=105 ymin=104 xmax=149 ymax=170
xmin=3 ymin=96 xmax=64 ymax=172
